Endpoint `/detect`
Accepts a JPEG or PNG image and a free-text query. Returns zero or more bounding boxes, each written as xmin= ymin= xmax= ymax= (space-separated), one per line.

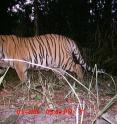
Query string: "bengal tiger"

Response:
xmin=0 ymin=34 xmax=91 ymax=82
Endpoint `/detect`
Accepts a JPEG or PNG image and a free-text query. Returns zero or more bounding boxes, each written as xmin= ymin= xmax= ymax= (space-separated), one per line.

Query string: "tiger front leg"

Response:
xmin=14 ymin=62 xmax=28 ymax=82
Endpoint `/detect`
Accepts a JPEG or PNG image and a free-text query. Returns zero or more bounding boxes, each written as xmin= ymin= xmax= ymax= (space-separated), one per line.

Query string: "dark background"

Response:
xmin=0 ymin=0 xmax=117 ymax=74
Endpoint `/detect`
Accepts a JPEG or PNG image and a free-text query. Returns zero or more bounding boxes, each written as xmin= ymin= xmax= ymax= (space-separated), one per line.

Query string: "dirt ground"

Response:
xmin=0 ymin=70 xmax=117 ymax=124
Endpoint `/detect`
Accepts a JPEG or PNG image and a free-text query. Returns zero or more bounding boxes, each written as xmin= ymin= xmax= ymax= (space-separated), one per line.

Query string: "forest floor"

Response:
xmin=0 ymin=69 xmax=117 ymax=124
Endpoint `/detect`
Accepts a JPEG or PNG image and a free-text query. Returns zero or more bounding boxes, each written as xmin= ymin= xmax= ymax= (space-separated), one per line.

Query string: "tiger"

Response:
xmin=0 ymin=34 xmax=91 ymax=82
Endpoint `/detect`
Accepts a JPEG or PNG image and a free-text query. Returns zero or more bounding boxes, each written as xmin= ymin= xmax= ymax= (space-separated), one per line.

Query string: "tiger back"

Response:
xmin=0 ymin=34 xmax=89 ymax=81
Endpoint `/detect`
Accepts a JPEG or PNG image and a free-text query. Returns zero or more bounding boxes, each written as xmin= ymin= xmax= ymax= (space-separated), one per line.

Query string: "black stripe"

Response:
xmin=60 ymin=43 xmax=65 ymax=68
xmin=58 ymin=41 xmax=61 ymax=67
xmin=10 ymin=35 xmax=16 ymax=49
xmin=44 ymin=35 xmax=52 ymax=57
xmin=36 ymin=36 xmax=45 ymax=66
xmin=46 ymin=53 xmax=48 ymax=66
xmin=35 ymin=37 xmax=44 ymax=57
xmin=49 ymin=34 xmax=54 ymax=47
xmin=28 ymin=38 xmax=38 ymax=64
xmin=25 ymin=38 xmax=31 ymax=63
xmin=65 ymin=37 xmax=71 ymax=48
xmin=50 ymin=35 xmax=56 ymax=62
xmin=68 ymin=60 xmax=73 ymax=70
xmin=38 ymin=36 xmax=49 ymax=66
xmin=65 ymin=57 xmax=71 ymax=70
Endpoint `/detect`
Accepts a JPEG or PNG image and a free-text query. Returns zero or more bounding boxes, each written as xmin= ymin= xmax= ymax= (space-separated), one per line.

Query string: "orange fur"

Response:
xmin=0 ymin=34 xmax=84 ymax=81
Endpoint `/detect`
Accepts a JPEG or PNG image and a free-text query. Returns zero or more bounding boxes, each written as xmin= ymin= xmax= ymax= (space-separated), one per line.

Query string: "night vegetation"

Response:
xmin=0 ymin=0 xmax=116 ymax=74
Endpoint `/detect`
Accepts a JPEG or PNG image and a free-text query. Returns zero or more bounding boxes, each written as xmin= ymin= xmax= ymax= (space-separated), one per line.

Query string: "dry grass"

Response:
xmin=0 ymin=61 xmax=117 ymax=124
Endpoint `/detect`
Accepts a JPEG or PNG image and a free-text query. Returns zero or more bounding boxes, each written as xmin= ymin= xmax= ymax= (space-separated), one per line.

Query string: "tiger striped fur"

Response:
xmin=0 ymin=34 xmax=91 ymax=81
